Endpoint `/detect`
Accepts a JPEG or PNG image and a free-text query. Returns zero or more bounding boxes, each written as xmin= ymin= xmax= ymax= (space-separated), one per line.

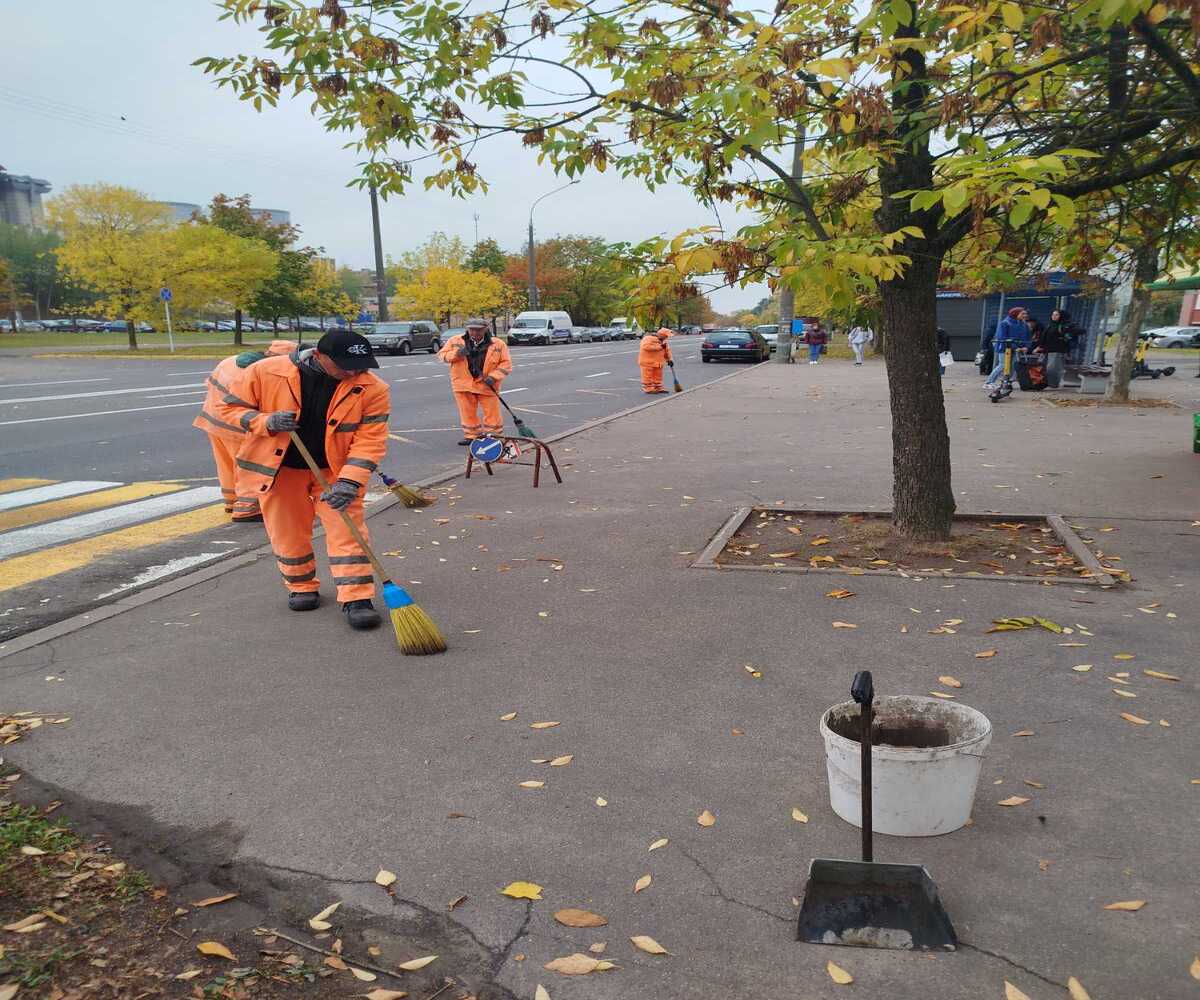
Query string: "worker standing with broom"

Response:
xmin=638 ymin=326 xmax=674 ymax=393
xmin=193 ymin=339 xmax=295 ymax=522
xmin=438 ymin=317 xmax=512 ymax=445
xmin=217 ymin=331 xmax=389 ymax=631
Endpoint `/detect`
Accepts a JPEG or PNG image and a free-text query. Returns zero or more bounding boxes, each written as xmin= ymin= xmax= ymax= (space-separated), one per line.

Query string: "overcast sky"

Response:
xmin=6 ymin=2 xmax=765 ymax=314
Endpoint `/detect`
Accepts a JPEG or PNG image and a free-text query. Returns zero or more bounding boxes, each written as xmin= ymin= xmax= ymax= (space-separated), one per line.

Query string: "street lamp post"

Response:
xmin=528 ymin=181 xmax=580 ymax=309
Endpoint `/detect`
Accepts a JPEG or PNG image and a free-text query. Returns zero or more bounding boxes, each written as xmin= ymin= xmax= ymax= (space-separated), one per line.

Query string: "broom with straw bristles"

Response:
xmin=288 ymin=432 xmax=446 ymax=655
xmin=376 ymin=470 xmax=436 ymax=509
xmin=668 ymin=360 xmax=683 ymax=393
xmin=492 ymin=387 xmax=540 ymax=439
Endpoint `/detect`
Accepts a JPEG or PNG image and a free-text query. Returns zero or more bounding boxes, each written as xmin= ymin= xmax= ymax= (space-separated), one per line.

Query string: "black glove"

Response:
xmin=320 ymin=478 xmax=359 ymax=510
xmin=483 ymin=376 xmax=497 ymax=389
xmin=266 ymin=410 xmax=299 ymax=433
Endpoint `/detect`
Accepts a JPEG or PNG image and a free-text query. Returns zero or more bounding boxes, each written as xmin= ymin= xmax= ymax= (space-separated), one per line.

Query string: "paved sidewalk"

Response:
xmin=3 ymin=359 xmax=1197 ymax=999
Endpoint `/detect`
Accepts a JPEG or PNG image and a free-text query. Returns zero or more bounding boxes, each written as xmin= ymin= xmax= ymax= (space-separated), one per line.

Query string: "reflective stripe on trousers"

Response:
xmin=640 ymin=363 xmax=664 ymax=392
xmin=259 ymin=465 xmax=376 ymax=602
xmin=454 ymin=390 xmax=501 ymax=438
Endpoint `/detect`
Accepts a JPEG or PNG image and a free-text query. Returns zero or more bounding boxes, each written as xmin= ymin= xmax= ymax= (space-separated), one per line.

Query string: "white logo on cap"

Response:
xmin=347 ymin=343 xmax=368 ymax=355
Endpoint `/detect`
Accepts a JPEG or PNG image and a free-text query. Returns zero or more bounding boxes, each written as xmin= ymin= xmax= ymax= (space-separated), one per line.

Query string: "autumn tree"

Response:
xmin=387 ymin=232 xmax=470 ymax=286
xmin=204 ymin=1 xmax=1200 ymax=537
xmin=301 ymin=258 xmax=359 ymax=327
xmin=466 ymin=238 xmax=506 ymax=275
xmin=393 ymin=266 xmax=504 ymax=324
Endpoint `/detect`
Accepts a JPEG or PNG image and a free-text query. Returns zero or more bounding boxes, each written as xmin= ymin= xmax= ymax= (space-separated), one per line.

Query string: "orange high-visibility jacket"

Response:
xmin=215 ymin=351 xmax=389 ymax=496
xmin=438 ymin=334 xmax=512 ymax=393
xmin=193 ymin=355 xmax=250 ymax=445
xmin=638 ymin=332 xmax=673 ymax=366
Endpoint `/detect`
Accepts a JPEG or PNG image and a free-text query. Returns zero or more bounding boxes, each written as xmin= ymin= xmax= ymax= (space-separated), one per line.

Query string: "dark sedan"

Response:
xmin=700 ymin=328 xmax=770 ymax=362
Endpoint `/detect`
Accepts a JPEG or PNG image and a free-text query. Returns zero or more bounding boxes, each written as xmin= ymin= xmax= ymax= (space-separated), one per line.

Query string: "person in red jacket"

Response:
xmin=438 ymin=318 xmax=513 ymax=444
xmin=805 ymin=322 xmax=828 ymax=364
xmin=638 ymin=327 xmax=673 ymax=393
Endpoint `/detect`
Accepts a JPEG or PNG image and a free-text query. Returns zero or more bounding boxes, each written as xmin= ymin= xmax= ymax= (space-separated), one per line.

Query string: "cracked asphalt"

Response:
xmin=2 ymin=359 xmax=1198 ymax=998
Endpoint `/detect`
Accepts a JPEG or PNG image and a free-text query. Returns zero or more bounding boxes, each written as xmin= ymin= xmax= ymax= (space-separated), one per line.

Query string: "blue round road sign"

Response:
xmin=469 ymin=436 xmax=504 ymax=463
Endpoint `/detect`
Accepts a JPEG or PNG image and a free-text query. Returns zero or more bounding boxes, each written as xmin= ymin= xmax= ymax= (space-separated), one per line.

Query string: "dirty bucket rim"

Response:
xmin=820 ymin=695 xmax=992 ymax=755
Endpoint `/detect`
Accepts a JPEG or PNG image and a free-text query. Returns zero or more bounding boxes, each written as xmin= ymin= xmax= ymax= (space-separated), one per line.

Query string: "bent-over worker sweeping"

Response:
xmin=639 ymin=326 xmax=674 ymax=393
xmin=193 ymin=340 xmax=295 ymax=522
xmin=217 ymin=331 xmax=389 ymax=630
xmin=438 ymin=317 xmax=512 ymax=445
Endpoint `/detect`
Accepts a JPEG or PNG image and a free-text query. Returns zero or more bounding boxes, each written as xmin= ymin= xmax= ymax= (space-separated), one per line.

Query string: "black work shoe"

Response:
xmin=288 ymin=591 xmax=320 ymax=612
xmin=232 ymin=513 xmax=264 ymax=523
xmin=458 ymin=438 xmax=472 ymax=446
xmin=343 ymin=598 xmax=382 ymax=630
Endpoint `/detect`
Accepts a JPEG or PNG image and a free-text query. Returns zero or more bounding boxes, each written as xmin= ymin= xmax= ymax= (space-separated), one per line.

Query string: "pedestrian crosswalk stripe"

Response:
xmin=0 ymin=478 xmax=55 ymax=495
xmin=0 ymin=504 xmax=229 ymax=593
xmin=0 ymin=486 xmax=222 ymax=559
xmin=0 ymin=481 xmax=187 ymax=533
xmin=0 ymin=481 xmax=121 ymax=512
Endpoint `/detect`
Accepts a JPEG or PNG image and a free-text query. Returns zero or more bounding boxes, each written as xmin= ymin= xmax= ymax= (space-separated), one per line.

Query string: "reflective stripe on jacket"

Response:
xmin=192 ymin=355 xmax=248 ymax=444
xmin=438 ymin=334 xmax=513 ymax=393
xmin=638 ymin=333 xmax=672 ymax=365
xmin=214 ymin=351 xmax=389 ymax=496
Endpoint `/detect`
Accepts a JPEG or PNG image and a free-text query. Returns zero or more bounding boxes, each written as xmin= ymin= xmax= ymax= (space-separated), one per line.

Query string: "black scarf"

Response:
xmin=464 ymin=331 xmax=492 ymax=379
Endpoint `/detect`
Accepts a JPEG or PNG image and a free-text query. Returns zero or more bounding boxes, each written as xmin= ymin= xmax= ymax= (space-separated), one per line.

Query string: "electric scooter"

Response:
xmin=989 ymin=340 xmax=1017 ymax=402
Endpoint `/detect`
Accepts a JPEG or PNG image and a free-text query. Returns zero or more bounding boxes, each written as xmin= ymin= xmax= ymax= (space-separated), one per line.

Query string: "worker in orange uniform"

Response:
xmin=216 ymin=331 xmax=389 ymax=630
xmin=194 ymin=340 xmax=296 ymax=522
xmin=438 ymin=317 xmax=512 ymax=445
xmin=639 ymin=326 xmax=674 ymax=393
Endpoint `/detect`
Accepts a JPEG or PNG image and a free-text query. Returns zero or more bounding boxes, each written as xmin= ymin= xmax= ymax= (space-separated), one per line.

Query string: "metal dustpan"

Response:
xmin=797 ymin=671 xmax=957 ymax=951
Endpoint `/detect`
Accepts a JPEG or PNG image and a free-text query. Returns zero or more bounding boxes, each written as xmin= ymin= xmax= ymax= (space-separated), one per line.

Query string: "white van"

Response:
xmin=509 ymin=310 xmax=574 ymax=346
xmin=609 ymin=316 xmax=643 ymax=340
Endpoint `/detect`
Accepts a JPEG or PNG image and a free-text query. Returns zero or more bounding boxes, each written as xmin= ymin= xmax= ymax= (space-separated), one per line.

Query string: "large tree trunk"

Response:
xmin=125 ymin=314 xmax=138 ymax=351
xmin=880 ymin=255 xmax=956 ymax=539
xmin=774 ymin=125 xmax=805 ymax=365
xmin=1105 ymin=244 xmax=1159 ymax=402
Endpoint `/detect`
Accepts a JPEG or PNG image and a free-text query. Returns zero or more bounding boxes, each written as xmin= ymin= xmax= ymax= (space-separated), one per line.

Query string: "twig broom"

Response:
xmin=492 ymin=387 xmax=539 ymax=439
xmin=376 ymin=469 xmax=436 ymax=508
xmin=668 ymin=360 xmax=683 ymax=393
xmin=288 ymin=432 xmax=446 ymax=655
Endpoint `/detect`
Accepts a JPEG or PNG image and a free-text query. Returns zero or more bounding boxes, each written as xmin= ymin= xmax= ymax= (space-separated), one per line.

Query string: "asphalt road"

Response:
xmin=0 ymin=336 xmax=735 ymax=641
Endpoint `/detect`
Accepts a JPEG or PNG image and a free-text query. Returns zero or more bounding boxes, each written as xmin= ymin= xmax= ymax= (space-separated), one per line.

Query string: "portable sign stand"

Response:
xmin=160 ymin=287 xmax=175 ymax=353
xmin=465 ymin=435 xmax=563 ymax=488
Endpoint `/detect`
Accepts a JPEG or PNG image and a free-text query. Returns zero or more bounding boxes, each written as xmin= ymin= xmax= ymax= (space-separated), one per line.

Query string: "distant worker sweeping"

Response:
xmin=438 ymin=317 xmax=513 ymax=445
xmin=193 ymin=339 xmax=295 ymax=522
xmin=217 ymin=331 xmax=389 ymax=630
xmin=639 ymin=326 xmax=674 ymax=394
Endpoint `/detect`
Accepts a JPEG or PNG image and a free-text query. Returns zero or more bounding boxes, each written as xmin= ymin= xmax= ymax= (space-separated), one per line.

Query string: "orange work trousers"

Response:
xmin=640 ymin=363 xmax=665 ymax=392
xmin=260 ymin=465 xmax=374 ymax=603
xmin=206 ymin=434 xmax=261 ymax=521
xmin=454 ymin=390 xmax=502 ymax=439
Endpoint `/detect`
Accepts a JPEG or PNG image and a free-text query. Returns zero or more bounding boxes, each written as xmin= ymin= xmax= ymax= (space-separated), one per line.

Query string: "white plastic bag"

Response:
xmin=939 ymin=351 xmax=954 ymax=367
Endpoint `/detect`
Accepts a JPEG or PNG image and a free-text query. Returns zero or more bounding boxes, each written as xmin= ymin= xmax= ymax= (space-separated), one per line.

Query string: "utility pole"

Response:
xmin=528 ymin=181 xmax=580 ymax=310
xmin=473 ymin=212 xmax=480 ymax=247
xmin=775 ymin=123 xmax=805 ymax=364
xmin=369 ymin=184 xmax=389 ymax=322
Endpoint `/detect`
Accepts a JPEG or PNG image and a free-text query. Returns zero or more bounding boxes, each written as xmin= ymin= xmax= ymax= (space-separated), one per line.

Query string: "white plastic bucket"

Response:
xmin=820 ymin=695 xmax=992 ymax=837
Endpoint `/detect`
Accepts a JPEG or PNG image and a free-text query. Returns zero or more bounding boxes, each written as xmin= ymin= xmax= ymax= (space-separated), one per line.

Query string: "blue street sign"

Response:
xmin=469 ymin=437 xmax=505 ymax=463
xmin=791 ymin=318 xmax=805 ymax=335
xmin=160 ymin=287 xmax=172 ymax=302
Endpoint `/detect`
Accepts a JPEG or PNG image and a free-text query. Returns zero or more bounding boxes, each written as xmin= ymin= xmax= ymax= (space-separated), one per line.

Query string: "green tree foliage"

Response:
xmin=387 ymin=232 xmax=469 ymax=286
xmin=466 ymin=237 xmax=506 ymax=275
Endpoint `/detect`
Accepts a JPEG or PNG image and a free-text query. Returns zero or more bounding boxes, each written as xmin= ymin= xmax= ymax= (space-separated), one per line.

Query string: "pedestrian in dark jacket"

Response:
xmin=806 ymin=323 xmax=828 ymax=364
xmin=1040 ymin=309 xmax=1076 ymax=387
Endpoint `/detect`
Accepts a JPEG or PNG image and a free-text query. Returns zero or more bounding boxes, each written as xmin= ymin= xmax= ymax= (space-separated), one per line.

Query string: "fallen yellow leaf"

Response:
xmin=519 ymin=780 xmax=546 ymax=789
xmin=1072 ymin=664 xmax=1092 ymax=672
xmin=308 ymin=901 xmax=340 ymax=931
xmin=324 ymin=956 xmax=348 ymax=971
xmin=634 ymin=874 xmax=651 ymax=893
xmin=811 ymin=537 xmax=830 ymax=546
xmin=697 ymin=809 xmax=716 ymax=827
xmin=375 ymin=870 xmax=397 ymax=888
xmin=1103 ymin=899 xmax=1146 ymax=911
xmin=1023 ymin=780 xmax=1045 ymax=789
xmin=826 ymin=589 xmax=855 ymax=599
xmin=1011 ymin=730 xmax=1035 ymax=737
xmin=175 ymin=970 xmax=204 ymax=982
xmin=349 ymin=966 xmax=377 ymax=982
xmin=397 ymin=955 xmax=438 ymax=971
xmin=543 ymin=953 xmax=614 ymax=975
xmin=192 ymin=893 xmax=238 ymax=908
xmin=743 ymin=664 xmax=762 ymax=678
xmin=929 ymin=691 xmax=956 ymax=699
xmin=938 ymin=676 xmax=963 ymax=688
xmin=1005 ymin=983 xmax=1032 ymax=1000
xmin=975 ymin=650 xmax=997 ymax=658
xmin=1067 ymin=976 xmax=1092 ymax=1000
xmin=0 ymin=986 xmax=19 ymax=1000
xmin=3 ymin=914 xmax=46 ymax=932
xmin=197 ymin=941 xmax=236 ymax=961
xmin=1120 ymin=712 xmax=1150 ymax=725
xmin=535 ymin=986 xmax=551 ymax=1000
xmin=1112 ymin=688 xmax=1137 ymax=698
xmin=500 ymin=881 xmax=543 ymax=900
xmin=1114 ymin=653 xmax=1135 ymax=660
xmin=19 ymin=845 xmax=45 ymax=856
xmin=366 ymin=991 xmax=409 ymax=1000
xmin=531 ymin=721 xmax=560 ymax=730
xmin=792 ymin=807 xmax=808 ymax=824
xmin=630 ymin=935 xmax=669 ymax=955
xmin=554 ymin=908 xmax=608 ymax=928
xmin=831 ymin=621 xmax=858 ymax=629
xmin=549 ymin=755 xmax=574 ymax=767
xmin=589 ymin=942 xmax=606 ymax=954
xmin=648 ymin=838 xmax=668 ymax=852
xmin=998 ymin=796 xmax=1030 ymax=807
xmin=1190 ymin=955 xmax=1200 ymax=981
xmin=826 ymin=960 xmax=853 ymax=985
xmin=595 ymin=797 xmax=608 ymax=807
xmin=1143 ymin=669 xmax=1181 ymax=681
xmin=499 ymin=712 xmax=517 ymax=721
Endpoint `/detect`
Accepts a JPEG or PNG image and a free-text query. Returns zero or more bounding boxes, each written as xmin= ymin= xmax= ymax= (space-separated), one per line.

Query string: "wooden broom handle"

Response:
xmin=287 ymin=431 xmax=390 ymax=583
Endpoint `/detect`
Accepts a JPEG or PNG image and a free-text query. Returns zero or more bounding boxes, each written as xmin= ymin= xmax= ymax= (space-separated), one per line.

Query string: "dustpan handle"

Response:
xmin=851 ymin=671 xmax=874 ymax=863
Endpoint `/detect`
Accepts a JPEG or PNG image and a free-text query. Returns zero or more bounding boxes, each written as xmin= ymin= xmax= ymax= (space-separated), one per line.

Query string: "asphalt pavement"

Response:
xmin=0 ymin=336 xmax=728 ymax=640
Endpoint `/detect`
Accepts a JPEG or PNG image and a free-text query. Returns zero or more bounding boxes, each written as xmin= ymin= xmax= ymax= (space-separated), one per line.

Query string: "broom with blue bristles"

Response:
xmin=289 ymin=433 xmax=446 ymax=655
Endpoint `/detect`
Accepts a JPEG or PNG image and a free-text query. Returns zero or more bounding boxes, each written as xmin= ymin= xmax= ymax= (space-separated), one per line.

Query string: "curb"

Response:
xmin=0 ymin=362 xmax=756 ymax=662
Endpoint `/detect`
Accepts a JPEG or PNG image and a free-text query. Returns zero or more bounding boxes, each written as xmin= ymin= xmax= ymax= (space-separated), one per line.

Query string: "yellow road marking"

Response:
xmin=0 ymin=482 xmax=186 ymax=532
xmin=0 ymin=478 xmax=54 ymax=495
xmin=0 ymin=504 xmax=229 ymax=592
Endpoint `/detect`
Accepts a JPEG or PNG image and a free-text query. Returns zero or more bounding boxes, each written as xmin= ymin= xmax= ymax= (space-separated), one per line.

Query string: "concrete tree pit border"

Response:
xmin=691 ymin=508 xmax=1118 ymax=586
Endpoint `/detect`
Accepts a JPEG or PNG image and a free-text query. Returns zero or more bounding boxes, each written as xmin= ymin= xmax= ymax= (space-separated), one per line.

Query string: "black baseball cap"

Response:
xmin=316 ymin=329 xmax=379 ymax=370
